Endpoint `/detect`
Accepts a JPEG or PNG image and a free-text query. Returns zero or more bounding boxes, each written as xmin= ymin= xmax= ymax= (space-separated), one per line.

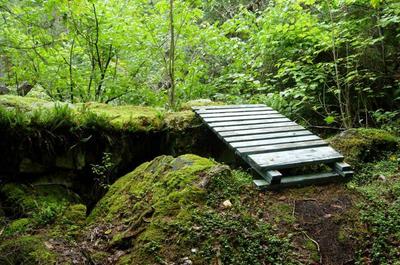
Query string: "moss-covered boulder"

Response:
xmin=86 ymin=154 xmax=291 ymax=265
xmin=0 ymin=183 xmax=81 ymax=224
xmin=330 ymin=128 xmax=399 ymax=167
xmin=0 ymin=235 xmax=57 ymax=265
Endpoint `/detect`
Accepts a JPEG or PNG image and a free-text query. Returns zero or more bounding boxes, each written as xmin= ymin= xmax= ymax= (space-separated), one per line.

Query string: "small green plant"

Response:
xmin=0 ymin=106 xmax=30 ymax=129
xmin=47 ymin=103 xmax=75 ymax=130
xmin=91 ymin=152 xmax=115 ymax=190
xmin=372 ymin=109 xmax=400 ymax=134
xmin=79 ymin=105 xmax=111 ymax=130
xmin=32 ymin=201 xmax=66 ymax=225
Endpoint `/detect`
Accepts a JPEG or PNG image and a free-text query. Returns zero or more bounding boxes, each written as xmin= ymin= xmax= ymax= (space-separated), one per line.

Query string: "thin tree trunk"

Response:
xmin=69 ymin=39 xmax=75 ymax=103
xmin=376 ymin=10 xmax=386 ymax=73
xmin=88 ymin=51 xmax=95 ymax=100
xmin=96 ymin=44 xmax=113 ymax=101
xmin=329 ymin=8 xmax=351 ymax=128
xmin=168 ymin=0 xmax=176 ymax=108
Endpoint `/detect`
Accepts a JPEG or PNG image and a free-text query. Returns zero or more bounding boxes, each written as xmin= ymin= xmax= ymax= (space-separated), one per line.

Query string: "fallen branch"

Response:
xmin=302 ymin=231 xmax=322 ymax=264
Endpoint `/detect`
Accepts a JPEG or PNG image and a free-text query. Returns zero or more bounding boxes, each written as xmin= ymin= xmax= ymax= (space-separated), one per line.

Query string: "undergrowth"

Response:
xmin=349 ymin=153 xmax=400 ymax=264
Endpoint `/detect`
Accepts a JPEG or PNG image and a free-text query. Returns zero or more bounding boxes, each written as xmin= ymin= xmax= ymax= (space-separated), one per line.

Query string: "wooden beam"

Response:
xmin=236 ymin=140 xmax=329 ymax=155
xmin=203 ymin=114 xmax=285 ymax=122
xmin=230 ymin=135 xmax=321 ymax=148
xmin=249 ymin=146 xmax=343 ymax=170
xmin=219 ymin=125 xmax=305 ymax=137
xmin=196 ymin=107 xmax=273 ymax=114
xmin=209 ymin=118 xmax=291 ymax=127
xmin=193 ymin=104 xmax=266 ymax=110
xmin=200 ymin=110 xmax=278 ymax=118
xmin=225 ymin=131 xmax=312 ymax=143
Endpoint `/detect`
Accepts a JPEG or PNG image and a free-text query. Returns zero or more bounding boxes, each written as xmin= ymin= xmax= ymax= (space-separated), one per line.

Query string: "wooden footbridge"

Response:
xmin=192 ymin=104 xmax=353 ymax=188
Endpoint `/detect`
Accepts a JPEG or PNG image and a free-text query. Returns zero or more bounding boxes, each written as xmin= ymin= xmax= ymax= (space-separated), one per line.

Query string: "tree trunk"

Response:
xmin=168 ymin=0 xmax=176 ymax=109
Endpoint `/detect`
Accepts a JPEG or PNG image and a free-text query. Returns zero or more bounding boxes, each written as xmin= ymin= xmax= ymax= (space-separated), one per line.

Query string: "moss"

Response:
xmin=4 ymin=218 xmax=32 ymax=236
xmin=90 ymin=251 xmax=109 ymax=264
xmin=164 ymin=110 xmax=198 ymax=131
xmin=0 ymin=95 xmax=199 ymax=132
xmin=0 ymin=183 xmax=80 ymax=224
xmin=0 ymin=95 xmax=49 ymax=111
xmin=89 ymin=154 xmax=217 ymax=222
xmin=179 ymin=99 xmax=225 ymax=111
xmin=45 ymin=204 xmax=87 ymax=242
xmin=304 ymin=238 xmax=320 ymax=262
xmin=59 ymin=204 xmax=87 ymax=226
xmin=81 ymin=102 xmax=165 ymax=131
xmin=269 ymin=203 xmax=296 ymax=225
xmin=330 ymin=128 xmax=399 ymax=168
xmin=0 ymin=235 xmax=57 ymax=264
xmin=337 ymin=226 xmax=347 ymax=243
xmin=345 ymin=146 xmax=400 ymax=263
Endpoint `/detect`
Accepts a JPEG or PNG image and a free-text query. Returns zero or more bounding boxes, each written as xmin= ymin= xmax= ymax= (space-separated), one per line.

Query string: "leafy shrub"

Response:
xmin=32 ymin=201 xmax=66 ymax=225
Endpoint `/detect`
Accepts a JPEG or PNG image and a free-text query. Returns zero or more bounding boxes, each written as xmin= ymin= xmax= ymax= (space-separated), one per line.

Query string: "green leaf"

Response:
xmin=324 ymin=116 xmax=335 ymax=125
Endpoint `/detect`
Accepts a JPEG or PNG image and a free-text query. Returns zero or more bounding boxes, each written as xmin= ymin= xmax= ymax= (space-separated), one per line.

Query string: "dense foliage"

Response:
xmin=0 ymin=0 xmax=399 ymax=127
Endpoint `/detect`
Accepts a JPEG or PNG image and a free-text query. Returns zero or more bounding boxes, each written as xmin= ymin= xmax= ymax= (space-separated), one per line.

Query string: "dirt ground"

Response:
xmin=245 ymin=183 xmax=362 ymax=265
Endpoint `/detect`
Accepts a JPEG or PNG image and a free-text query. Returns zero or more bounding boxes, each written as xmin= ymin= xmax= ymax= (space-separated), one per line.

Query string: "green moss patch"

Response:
xmin=3 ymin=218 xmax=32 ymax=236
xmin=0 ymin=235 xmax=57 ymax=265
xmin=0 ymin=95 xmax=199 ymax=133
xmin=330 ymin=128 xmax=399 ymax=168
xmin=0 ymin=183 xmax=80 ymax=225
xmin=347 ymin=152 xmax=400 ymax=263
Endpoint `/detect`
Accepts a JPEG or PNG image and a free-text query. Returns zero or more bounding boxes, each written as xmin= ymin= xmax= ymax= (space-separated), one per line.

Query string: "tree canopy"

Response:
xmin=0 ymin=0 xmax=399 ymax=128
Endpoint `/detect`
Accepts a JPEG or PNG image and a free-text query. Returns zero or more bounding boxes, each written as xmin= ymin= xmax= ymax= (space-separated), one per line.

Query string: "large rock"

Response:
xmin=88 ymin=154 xmax=224 ymax=223
xmin=86 ymin=154 xmax=289 ymax=265
xmin=0 ymin=85 xmax=9 ymax=95
xmin=17 ymin=81 xmax=33 ymax=96
xmin=330 ymin=128 xmax=399 ymax=167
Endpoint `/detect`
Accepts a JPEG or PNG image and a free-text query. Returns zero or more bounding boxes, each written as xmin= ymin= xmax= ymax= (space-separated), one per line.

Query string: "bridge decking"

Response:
xmin=193 ymin=104 xmax=353 ymax=188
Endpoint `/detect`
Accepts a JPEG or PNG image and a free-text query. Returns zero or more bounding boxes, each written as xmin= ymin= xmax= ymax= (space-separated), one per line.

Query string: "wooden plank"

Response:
xmin=236 ymin=140 xmax=328 ymax=155
xmin=193 ymin=104 xmax=266 ymax=110
xmin=253 ymin=179 xmax=269 ymax=188
xmin=336 ymin=170 xmax=354 ymax=178
xmin=280 ymin=172 xmax=341 ymax=186
xmin=214 ymin=122 xmax=299 ymax=132
xmin=220 ymin=125 xmax=305 ymax=137
xmin=249 ymin=146 xmax=343 ymax=170
xmin=334 ymin=162 xmax=352 ymax=171
xmin=333 ymin=162 xmax=353 ymax=178
xmin=230 ymin=135 xmax=321 ymax=148
xmin=254 ymin=172 xmax=342 ymax=189
xmin=225 ymin=131 xmax=312 ymax=143
xmin=203 ymin=114 xmax=285 ymax=123
xmin=209 ymin=118 xmax=290 ymax=127
xmin=266 ymin=170 xmax=282 ymax=184
xmin=200 ymin=110 xmax=278 ymax=118
xmin=196 ymin=107 xmax=272 ymax=114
